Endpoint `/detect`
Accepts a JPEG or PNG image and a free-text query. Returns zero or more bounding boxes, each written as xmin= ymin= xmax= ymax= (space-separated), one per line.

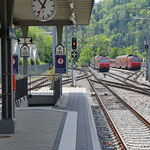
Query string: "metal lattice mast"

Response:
xmin=120 ymin=0 xmax=124 ymax=48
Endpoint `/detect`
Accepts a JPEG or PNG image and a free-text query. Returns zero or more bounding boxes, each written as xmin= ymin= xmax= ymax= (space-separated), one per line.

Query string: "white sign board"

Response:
xmin=20 ymin=44 xmax=30 ymax=57
xmin=18 ymin=37 xmax=32 ymax=44
xmin=55 ymin=44 xmax=64 ymax=55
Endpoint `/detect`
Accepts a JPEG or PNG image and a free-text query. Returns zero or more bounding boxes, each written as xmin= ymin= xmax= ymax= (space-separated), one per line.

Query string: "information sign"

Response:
xmin=55 ymin=55 xmax=66 ymax=74
xmin=13 ymin=55 xmax=18 ymax=74
xmin=20 ymin=44 xmax=30 ymax=57
xmin=18 ymin=37 xmax=32 ymax=44
xmin=55 ymin=44 xmax=64 ymax=55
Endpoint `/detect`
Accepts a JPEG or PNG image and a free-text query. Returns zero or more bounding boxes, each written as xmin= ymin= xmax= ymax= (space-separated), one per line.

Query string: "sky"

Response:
xmin=95 ymin=0 xmax=102 ymax=3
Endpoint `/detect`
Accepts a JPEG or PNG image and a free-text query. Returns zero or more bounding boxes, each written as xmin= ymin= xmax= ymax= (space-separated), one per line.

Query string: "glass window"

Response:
xmin=100 ymin=59 xmax=109 ymax=62
xmin=132 ymin=59 xmax=140 ymax=62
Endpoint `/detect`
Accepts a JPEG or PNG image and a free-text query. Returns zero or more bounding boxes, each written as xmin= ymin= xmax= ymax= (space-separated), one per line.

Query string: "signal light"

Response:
xmin=72 ymin=37 xmax=77 ymax=50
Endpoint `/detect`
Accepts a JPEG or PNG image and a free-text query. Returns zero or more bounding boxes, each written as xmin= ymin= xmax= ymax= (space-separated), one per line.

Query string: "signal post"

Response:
xmin=71 ymin=37 xmax=78 ymax=87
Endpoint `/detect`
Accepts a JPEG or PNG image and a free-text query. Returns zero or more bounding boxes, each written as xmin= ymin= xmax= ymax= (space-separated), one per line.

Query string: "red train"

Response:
xmin=110 ymin=54 xmax=141 ymax=70
xmin=91 ymin=54 xmax=110 ymax=72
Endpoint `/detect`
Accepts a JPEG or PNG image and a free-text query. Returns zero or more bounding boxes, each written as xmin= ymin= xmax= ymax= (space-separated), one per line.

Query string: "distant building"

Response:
xmin=45 ymin=32 xmax=52 ymax=36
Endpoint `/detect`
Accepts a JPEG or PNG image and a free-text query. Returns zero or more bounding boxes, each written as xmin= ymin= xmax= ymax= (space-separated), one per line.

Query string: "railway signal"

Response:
xmin=71 ymin=51 xmax=78 ymax=58
xmin=72 ymin=37 xmax=77 ymax=50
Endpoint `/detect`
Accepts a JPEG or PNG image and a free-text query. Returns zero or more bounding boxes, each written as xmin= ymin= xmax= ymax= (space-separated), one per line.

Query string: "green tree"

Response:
xmin=27 ymin=58 xmax=31 ymax=65
xmin=19 ymin=57 xmax=23 ymax=65
xmin=110 ymin=48 xmax=119 ymax=59
xmin=36 ymin=58 xmax=41 ymax=65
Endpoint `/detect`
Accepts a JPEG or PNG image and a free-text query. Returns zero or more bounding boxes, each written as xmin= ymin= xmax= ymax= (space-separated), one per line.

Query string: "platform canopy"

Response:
xmin=13 ymin=0 xmax=94 ymax=26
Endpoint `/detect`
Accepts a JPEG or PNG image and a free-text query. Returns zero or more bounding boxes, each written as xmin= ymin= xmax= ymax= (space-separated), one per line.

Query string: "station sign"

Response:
xmin=20 ymin=44 xmax=30 ymax=57
xmin=71 ymin=51 xmax=78 ymax=58
xmin=55 ymin=44 xmax=64 ymax=55
xmin=13 ymin=55 xmax=18 ymax=74
xmin=55 ymin=55 xmax=66 ymax=74
xmin=18 ymin=37 xmax=32 ymax=44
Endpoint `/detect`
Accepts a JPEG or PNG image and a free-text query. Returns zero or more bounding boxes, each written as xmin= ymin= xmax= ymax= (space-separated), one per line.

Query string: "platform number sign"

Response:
xmin=55 ymin=55 xmax=66 ymax=74
xmin=20 ymin=44 xmax=30 ymax=57
xmin=13 ymin=55 xmax=18 ymax=74
xmin=55 ymin=44 xmax=64 ymax=55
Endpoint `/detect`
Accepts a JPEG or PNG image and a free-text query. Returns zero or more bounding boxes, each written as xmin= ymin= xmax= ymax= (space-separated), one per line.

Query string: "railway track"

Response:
xmin=104 ymin=71 xmax=150 ymax=95
xmin=87 ymin=68 xmax=150 ymax=149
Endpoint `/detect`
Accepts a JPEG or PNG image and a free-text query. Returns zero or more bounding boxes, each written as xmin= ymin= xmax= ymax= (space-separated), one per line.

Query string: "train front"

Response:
xmin=131 ymin=56 xmax=141 ymax=70
xmin=99 ymin=56 xmax=110 ymax=72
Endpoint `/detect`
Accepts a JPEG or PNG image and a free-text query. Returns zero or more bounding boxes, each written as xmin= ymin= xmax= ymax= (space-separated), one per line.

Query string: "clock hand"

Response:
xmin=37 ymin=0 xmax=45 ymax=8
xmin=41 ymin=0 xmax=47 ymax=9
xmin=37 ymin=0 xmax=47 ymax=15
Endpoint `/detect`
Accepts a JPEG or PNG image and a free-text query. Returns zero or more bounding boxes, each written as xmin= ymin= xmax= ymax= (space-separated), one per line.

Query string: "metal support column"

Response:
xmin=0 ymin=0 xmax=15 ymax=134
xmin=21 ymin=26 xmax=28 ymax=76
xmin=72 ymin=26 xmax=76 ymax=87
xmin=52 ymin=26 xmax=56 ymax=66
xmin=56 ymin=26 xmax=63 ymax=96
xmin=65 ymin=26 xmax=69 ymax=77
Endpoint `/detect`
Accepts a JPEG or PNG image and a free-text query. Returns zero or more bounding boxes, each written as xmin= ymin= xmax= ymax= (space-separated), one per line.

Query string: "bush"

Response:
xmin=31 ymin=59 xmax=36 ymax=65
xmin=27 ymin=58 xmax=31 ymax=65
xmin=46 ymin=66 xmax=57 ymax=81
xmin=19 ymin=57 xmax=23 ymax=65
xmin=36 ymin=58 xmax=41 ymax=65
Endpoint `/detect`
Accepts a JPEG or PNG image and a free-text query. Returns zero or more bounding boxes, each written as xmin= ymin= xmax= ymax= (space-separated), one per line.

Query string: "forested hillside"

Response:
xmin=77 ymin=0 xmax=150 ymax=65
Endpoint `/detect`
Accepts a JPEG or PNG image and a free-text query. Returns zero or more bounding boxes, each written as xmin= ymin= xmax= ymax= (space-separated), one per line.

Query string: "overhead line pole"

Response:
xmin=52 ymin=26 xmax=56 ymax=66
xmin=65 ymin=26 xmax=69 ymax=77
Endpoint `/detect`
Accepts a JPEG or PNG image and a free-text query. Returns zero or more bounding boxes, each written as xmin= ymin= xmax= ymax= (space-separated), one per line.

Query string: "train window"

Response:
xmin=132 ymin=59 xmax=140 ymax=62
xmin=100 ymin=59 xmax=109 ymax=62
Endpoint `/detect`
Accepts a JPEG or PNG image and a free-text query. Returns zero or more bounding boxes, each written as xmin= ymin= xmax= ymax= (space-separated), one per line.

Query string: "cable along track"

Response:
xmin=87 ymin=69 xmax=150 ymax=150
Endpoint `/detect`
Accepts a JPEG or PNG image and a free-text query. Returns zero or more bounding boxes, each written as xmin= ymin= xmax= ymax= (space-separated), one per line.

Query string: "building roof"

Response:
xmin=13 ymin=0 xmax=94 ymax=26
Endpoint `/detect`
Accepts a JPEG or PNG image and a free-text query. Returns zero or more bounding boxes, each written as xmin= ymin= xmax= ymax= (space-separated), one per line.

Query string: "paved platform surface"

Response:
xmin=0 ymin=88 xmax=101 ymax=150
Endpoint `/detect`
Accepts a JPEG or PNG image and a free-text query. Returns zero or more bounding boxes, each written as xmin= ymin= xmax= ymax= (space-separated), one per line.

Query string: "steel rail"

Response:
xmin=106 ymin=73 xmax=150 ymax=94
xmin=90 ymin=70 xmax=150 ymax=129
xmin=110 ymin=68 xmax=132 ymax=75
xmin=86 ymin=73 xmax=128 ymax=150
xmin=135 ymin=70 xmax=145 ymax=80
xmin=90 ymin=79 xmax=150 ymax=96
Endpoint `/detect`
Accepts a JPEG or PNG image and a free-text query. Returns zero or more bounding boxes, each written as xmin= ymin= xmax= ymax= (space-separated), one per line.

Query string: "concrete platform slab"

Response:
xmin=0 ymin=87 xmax=101 ymax=150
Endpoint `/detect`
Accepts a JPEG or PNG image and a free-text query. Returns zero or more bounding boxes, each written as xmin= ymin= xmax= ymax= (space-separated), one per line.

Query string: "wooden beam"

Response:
xmin=14 ymin=19 xmax=73 ymax=26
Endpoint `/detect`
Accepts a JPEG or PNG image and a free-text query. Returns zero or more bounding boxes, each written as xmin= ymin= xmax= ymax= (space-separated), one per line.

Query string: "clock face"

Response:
xmin=31 ymin=0 xmax=56 ymax=22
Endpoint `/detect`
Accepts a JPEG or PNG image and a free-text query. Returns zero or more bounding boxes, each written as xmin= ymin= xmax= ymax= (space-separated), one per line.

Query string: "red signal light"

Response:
xmin=72 ymin=37 xmax=77 ymax=49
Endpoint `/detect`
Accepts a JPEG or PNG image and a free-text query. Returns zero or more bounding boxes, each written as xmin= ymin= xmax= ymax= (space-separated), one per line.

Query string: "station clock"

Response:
xmin=31 ymin=0 xmax=56 ymax=22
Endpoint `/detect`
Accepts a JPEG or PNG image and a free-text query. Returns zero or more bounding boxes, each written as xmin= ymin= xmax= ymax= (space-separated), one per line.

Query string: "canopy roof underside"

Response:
xmin=13 ymin=0 xmax=94 ymax=26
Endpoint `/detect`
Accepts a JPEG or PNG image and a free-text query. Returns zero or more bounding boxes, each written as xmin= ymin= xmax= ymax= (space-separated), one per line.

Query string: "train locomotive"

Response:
xmin=110 ymin=54 xmax=141 ymax=70
xmin=91 ymin=54 xmax=110 ymax=72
